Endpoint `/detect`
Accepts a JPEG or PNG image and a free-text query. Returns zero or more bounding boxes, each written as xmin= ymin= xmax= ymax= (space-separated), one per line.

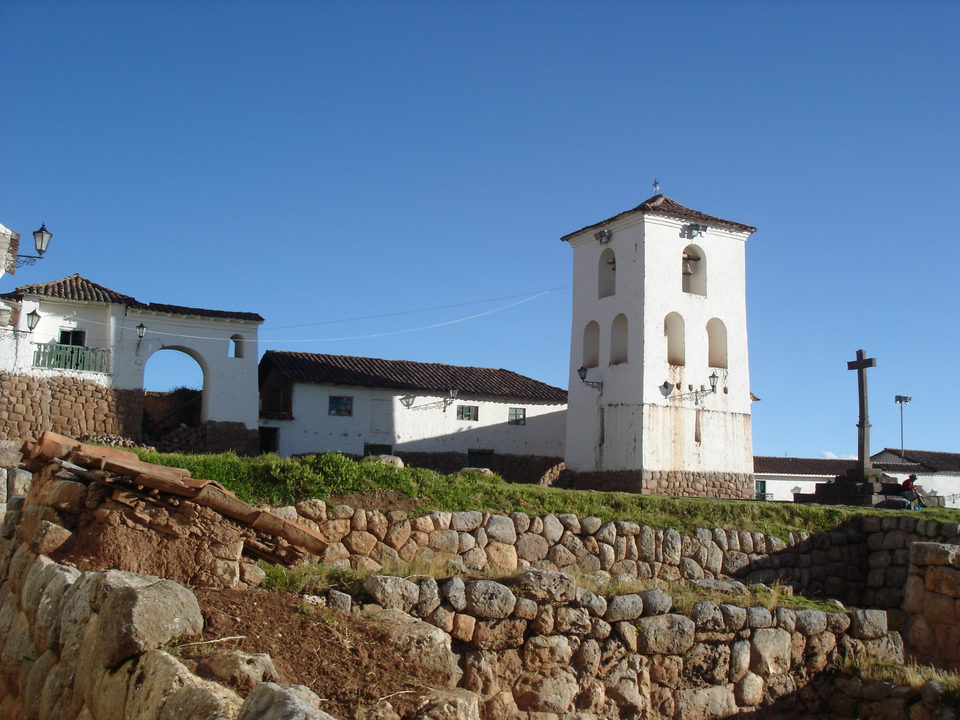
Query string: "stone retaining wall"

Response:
xmin=332 ymin=569 xmax=906 ymax=718
xmin=1 ymin=445 xmax=958 ymax=719
xmin=558 ymin=469 xmax=754 ymax=499
xmin=0 ymin=372 xmax=142 ymax=443
xmin=154 ymin=420 xmax=259 ymax=456
xmin=902 ymin=541 xmax=960 ymax=666
xmin=0 ymin=500 xmax=333 ymax=718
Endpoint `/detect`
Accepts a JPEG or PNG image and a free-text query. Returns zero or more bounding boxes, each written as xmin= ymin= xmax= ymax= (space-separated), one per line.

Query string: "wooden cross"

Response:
xmin=847 ymin=349 xmax=877 ymax=477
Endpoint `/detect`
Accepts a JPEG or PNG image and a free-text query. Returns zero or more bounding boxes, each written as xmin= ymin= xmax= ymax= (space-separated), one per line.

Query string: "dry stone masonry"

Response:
xmin=1 ymin=433 xmax=959 ymax=719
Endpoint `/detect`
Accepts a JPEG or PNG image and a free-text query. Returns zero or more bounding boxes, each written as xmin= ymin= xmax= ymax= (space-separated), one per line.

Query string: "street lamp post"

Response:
xmin=895 ymin=395 xmax=911 ymax=462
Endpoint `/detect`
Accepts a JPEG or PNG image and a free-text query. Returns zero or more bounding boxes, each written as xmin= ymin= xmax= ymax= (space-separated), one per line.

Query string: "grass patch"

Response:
xmin=260 ymin=559 xmax=839 ymax=616
xmin=134 ymin=449 xmax=960 ymax=540
xmin=842 ymin=652 xmax=960 ymax=709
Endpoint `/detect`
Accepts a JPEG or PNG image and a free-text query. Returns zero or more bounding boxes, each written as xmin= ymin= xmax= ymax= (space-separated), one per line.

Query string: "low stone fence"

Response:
xmin=277 ymin=501 xmax=960 ymax=635
xmin=320 ymin=569 xmax=907 ymax=718
xmin=903 ymin=541 xmax=960 ymax=666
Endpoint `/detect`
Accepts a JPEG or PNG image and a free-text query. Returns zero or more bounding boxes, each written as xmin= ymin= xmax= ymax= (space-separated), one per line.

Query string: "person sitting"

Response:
xmin=901 ymin=474 xmax=924 ymax=509
xmin=902 ymin=474 xmax=916 ymax=494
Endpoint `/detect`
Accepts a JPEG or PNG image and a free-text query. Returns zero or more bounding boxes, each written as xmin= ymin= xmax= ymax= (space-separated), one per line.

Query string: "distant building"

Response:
xmin=755 ymin=450 xmax=960 ymax=508
xmin=258 ymin=351 xmax=567 ymax=482
xmin=562 ymin=195 xmax=756 ymax=498
xmin=0 ymin=274 xmax=263 ymax=453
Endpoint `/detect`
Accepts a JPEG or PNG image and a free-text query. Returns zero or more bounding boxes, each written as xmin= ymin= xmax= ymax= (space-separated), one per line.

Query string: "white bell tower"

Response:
xmin=562 ymin=195 xmax=756 ymax=498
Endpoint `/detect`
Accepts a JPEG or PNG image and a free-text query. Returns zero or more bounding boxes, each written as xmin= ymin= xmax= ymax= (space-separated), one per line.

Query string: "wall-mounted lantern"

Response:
xmin=660 ymin=371 xmax=719 ymax=405
xmin=577 ymin=366 xmax=603 ymax=393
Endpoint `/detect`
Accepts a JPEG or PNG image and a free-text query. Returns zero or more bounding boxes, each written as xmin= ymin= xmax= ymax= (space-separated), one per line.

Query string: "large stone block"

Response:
xmin=362 ymin=575 xmax=419 ymax=612
xmin=850 ymin=608 xmax=888 ymax=639
xmin=374 ymin=609 xmax=462 ymax=685
xmin=464 ymin=580 xmax=516 ymax=619
xmin=94 ymin=578 xmax=204 ymax=669
xmin=515 ymin=569 xmax=575 ymax=603
xmin=750 ymin=628 xmax=791 ymax=676
xmin=636 ymin=614 xmax=695 ymax=655
xmin=237 ymin=681 xmax=334 ymax=720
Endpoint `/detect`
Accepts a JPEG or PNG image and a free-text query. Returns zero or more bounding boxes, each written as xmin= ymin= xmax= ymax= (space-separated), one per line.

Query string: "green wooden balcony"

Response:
xmin=32 ymin=343 xmax=111 ymax=374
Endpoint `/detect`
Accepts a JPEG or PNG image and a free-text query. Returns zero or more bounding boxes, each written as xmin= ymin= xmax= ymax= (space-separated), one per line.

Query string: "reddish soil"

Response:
xmin=186 ymin=587 xmax=451 ymax=719
xmin=53 ymin=489 xmax=450 ymax=719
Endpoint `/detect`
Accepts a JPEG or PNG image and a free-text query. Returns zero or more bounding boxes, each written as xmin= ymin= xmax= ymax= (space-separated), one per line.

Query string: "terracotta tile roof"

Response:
xmin=260 ymin=351 xmax=568 ymax=403
xmin=147 ymin=303 xmax=263 ymax=322
xmin=561 ymin=194 xmax=757 ymax=241
xmin=875 ymin=449 xmax=960 ymax=473
xmin=4 ymin=274 xmax=263 ymax=322
xmin=753 ymin=456 xmax=925 ymax=476
xmin=5 ymin=273 xmax=146 ymax=307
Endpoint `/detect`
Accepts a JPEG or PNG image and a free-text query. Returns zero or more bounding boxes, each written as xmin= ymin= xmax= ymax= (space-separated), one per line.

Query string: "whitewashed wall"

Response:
xmin=261 ymin=383 xmax=566 ymax=458
xmin=756 ymin=470 xmax=960 ymax=508
xmin=753 ymin=474 xmax=825 ymax=502
xmin=564 ymin=210 xmax=754 ymax=475
xmin=0 ymin=297 xmax=261 ymax=429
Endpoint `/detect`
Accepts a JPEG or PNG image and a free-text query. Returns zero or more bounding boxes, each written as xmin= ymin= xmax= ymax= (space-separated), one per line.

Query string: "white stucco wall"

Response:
xmin=261 ymin=383 xmax=566 ymax=458
xmin=753 ymin=474 xmax=825 ymax=502
xmin=756 ymin=469 xmax=960 ymax=508
xmin=0 ymin=297 xmax=261 ymax=429
xmin=564 ymin=210 xmax=754 ymax=474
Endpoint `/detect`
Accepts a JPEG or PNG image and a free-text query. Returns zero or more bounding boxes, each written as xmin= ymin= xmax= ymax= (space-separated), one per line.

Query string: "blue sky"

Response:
xmin=2 ymin=1 xmax=957 ymax=459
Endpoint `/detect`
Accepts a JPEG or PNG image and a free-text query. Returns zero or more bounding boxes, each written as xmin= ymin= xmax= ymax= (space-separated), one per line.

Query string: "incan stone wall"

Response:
xmin=0 ymin=371 xmax=142 ymax=443
xmin=2 ymin=446 xmax=959 ymax=719
xmin=902 ymin=541 xmax=960 ymax=666
xmin=558 ymin=469 xmax=754 ymax=499
xmin=325 ymin=570 xmax=908 ymax=719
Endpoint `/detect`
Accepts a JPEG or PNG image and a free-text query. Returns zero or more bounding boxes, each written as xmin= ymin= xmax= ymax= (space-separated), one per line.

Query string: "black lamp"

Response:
xmin=32 ymin=223 xmax=52 ymax=256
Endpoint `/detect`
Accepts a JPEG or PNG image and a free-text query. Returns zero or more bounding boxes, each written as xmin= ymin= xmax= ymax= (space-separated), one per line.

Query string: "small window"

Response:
xmin=457 ymin=405 xmax=479 ymax=421
xmin=508 ymin=408 xmax=526 ymax=425
xmin=328 ymin=396 xmax=353 ymax=416
xmin=230 ymin=334 xmax=245 ymax=358
xmin=755 ymin=479 xmax=768 ymax=501
xmin=59 ymin=329 xmax=86 ymax=346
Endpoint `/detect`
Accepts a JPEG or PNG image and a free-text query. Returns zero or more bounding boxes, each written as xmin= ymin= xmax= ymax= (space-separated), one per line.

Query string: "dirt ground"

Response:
xmin=186 ymin=587 xmax=451 ymax=719
xmin=53 ymin=489 xmax=449 ymax=720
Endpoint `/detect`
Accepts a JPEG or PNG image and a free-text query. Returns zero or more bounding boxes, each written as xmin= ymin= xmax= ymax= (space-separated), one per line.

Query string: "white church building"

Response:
xmin=561 ymin=194 xmax=756 ymax=498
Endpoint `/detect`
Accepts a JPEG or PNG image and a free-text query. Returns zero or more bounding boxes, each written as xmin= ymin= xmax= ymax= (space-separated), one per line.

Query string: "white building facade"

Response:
xmin=562 ymin=195 xmax=756 ymax=498
xmin=258 ymin=351 xmax=567 ymax=479
xmin=0 ymin=274 xmax=262 ymax=451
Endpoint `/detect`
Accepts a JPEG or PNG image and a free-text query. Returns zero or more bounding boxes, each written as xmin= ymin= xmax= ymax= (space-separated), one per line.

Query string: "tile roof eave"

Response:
xmin=261 ymin=351 xmax=568 ymax=403
xmin=561 ymin=194 xmax=756 ymax=242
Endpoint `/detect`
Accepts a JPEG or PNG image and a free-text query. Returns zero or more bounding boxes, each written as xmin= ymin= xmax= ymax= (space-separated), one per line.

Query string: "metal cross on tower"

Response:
xmin=847 ymin=349 xmax=877 ymax=477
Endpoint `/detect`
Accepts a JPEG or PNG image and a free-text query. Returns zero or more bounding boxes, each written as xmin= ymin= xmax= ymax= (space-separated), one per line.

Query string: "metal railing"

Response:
xmin=32 ymin=343 xmax=111 ymax=374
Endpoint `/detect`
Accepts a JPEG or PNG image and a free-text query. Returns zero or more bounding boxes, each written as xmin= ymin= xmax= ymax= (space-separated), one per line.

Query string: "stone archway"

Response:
xmin=141 ymin=346 xmax=210 ymax=452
